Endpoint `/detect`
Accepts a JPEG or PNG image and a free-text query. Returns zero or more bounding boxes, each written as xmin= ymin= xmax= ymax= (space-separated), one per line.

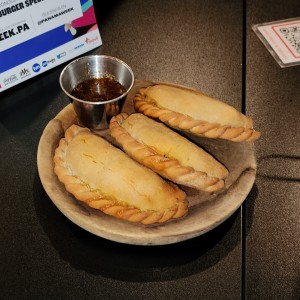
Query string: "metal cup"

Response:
xmin=59 ymin=55 xmax=134 ymax=130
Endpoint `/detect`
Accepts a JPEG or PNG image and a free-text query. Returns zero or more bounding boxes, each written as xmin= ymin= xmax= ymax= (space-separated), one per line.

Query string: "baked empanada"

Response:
xmin=133 ymin=84 xmax=261 ymax=142
xmin=109 ymin=113 xmax=229 ymax=192
xmin=53 ymin=124 xmax=188 ymax=224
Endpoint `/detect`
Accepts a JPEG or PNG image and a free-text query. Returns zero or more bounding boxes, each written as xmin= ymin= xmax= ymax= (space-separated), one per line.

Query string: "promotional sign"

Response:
xmin=253 ymin=18 xmax=300 ymax=68
xmin=0 ymin=0 xmax=102 ymax=92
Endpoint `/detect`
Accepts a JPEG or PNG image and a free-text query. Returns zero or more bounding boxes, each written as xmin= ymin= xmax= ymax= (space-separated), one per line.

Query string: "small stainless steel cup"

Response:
xmin=59 ymin=55 xmax=134 ymax=130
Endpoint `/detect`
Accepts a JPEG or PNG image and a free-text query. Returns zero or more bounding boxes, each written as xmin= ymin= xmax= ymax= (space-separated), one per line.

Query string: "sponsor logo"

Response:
xmin=74 ymin=43 xmax=84 ymax=50
xmin=3 ymin=74 xmax=18 ymax=86
xmin=42 ymin=58 xmax=56 ymax=67
xmin=57 ymin=51 xmax=66 ymax=59
xmin=85 ymin=35 xmax=99 ymax=44
xmin=32 ymin=63 xmax=41 ymax=73
xmin=20 ymin=68 xmax=31 ymax=79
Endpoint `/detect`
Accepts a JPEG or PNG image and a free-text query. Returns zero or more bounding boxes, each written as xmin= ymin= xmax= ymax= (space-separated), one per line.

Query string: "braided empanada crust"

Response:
xmin=53 ymin=124 xmax=188 ymax=225
xmin=133 ymin=85 xmax=261 ymax=142
xmin=109 ymin=113 xmax=228 ymax=192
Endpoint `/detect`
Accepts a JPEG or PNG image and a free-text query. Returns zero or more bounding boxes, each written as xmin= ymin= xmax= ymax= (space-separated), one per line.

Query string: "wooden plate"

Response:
xmin=37 ymin=80 xmax=257 ymax=245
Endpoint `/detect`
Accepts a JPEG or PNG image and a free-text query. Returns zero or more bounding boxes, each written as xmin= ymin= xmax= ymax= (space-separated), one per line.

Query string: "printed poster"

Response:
xmin=0 ymin=0 xmax=102 ymax=92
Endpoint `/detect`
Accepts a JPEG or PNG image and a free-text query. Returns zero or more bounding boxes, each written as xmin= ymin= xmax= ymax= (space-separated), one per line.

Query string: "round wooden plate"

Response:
xmin=37 ymin=80 xmax=257 ymax=245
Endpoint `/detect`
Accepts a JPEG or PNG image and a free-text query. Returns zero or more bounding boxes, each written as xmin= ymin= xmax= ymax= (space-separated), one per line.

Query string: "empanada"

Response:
xmin=109 ymin=113 xmax=229 ymax=192
xmin=133 ymin=84 xmax=261 ymax=142
xmin=53 ymin=124 xmax=188 ymax=224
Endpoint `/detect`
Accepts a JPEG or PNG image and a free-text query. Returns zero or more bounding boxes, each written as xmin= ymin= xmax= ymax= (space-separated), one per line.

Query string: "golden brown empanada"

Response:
xmin=53 ymin=124 xmax=188 ymax=224
xmin=109 ymin=113 xmax=229 ymax=192
xmin=133 ymin=84 xmax=261 ymax=142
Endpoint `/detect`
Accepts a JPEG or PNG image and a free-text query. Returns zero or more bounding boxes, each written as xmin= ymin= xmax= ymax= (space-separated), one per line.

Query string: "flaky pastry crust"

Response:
xmin=53 ymin=124 xmax=188 ymax=225
xmin=133 ymin=84 xmax=261 ymax=142
xmin=109 ymin=113 xmax=229 ymax=192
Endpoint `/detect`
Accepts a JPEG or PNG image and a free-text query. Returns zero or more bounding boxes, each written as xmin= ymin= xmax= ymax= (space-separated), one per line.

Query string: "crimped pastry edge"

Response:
xmin=133 ymin=85 xmax=261 ymax=142
xmin=109 ymin=112 xmax=227 ymax=192
xmin=53 ymin=124 xmax=188 ymax=225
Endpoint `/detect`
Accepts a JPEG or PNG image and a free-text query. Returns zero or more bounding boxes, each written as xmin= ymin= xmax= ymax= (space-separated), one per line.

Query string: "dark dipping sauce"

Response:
xmin=71 ymin=77 xmax=126 ymax=102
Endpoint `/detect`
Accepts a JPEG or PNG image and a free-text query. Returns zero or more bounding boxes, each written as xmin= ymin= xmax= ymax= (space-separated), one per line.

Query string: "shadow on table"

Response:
xmin=33 ymin=172 xmax=258 ymax=282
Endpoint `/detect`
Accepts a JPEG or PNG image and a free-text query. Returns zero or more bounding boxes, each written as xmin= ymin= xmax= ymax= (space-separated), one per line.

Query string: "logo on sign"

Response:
xmin=57 ymin=52 xmax=66 ymax=59
xmin=74 ymin=43 xmax=84 ymax=50
xmin=41 ymin=58 xmax=56 ymax=67
xmin=20 ymin=68 xmax=30 ymax=79
xmin=3 ymin=74 xmax=18 ymax=86
xmin=32 ymin=63 xmax=41 ymax=73
xmin=85 ymin=35 xmax=99 ymax=44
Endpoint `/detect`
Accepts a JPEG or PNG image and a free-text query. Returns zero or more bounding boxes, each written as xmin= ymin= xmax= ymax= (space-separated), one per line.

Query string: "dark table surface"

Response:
xmin=1 ymin=1 xmax=299 ymax=299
